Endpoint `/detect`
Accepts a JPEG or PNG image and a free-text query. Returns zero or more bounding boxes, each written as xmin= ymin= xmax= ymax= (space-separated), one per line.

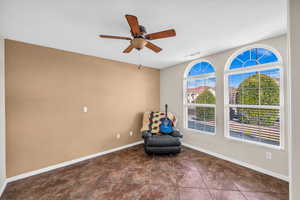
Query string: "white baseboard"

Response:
xmin=182 ymin=143 xmax=289 ymax=182
xmin=5 ymin=141 xmax=287 ymax=186
xmin=7 ymin=141 xmax=144 ymax=183
xmin=0 ymin=180 xmax=7 ymax=197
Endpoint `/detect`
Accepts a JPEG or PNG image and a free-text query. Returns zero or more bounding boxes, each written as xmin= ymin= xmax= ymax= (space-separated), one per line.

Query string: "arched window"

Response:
xmin=228 ymin=48 xmax=279 ymax=69
xmin=184 ymin=60 xmax=216 ymax=134
xmin=224 ymin=45 xmax=283 ymax=148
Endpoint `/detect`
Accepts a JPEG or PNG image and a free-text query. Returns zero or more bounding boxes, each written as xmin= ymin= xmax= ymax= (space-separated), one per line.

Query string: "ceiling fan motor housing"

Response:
xmin=139 ymin=25 xmax=147 ymax=34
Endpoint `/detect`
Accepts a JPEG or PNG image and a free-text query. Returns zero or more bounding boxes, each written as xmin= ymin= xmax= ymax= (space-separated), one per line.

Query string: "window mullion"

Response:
xmin=187 ymin=103 xmax=216 ymax=108
xmin=228 ymin=104 xmax=280 ymax=109
xmin=258 ymin=71 xmax=261 ymax=106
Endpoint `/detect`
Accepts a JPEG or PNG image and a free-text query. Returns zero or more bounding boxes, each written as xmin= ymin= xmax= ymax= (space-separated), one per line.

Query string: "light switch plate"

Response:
xmin=83 ymin=106 xmax=88 ymax=113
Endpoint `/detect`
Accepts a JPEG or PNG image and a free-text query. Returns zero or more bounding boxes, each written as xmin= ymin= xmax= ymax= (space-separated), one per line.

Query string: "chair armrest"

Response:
xmin=170 ymin=130 xmax=183 ymax=138
xmin=141 ymin=131 xmax=152 ymax=139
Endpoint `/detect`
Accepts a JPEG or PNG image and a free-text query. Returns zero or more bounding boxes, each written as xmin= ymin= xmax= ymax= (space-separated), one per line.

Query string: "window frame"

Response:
xmin=183 ymin=60 xmax=217 ymax=135
xmin=224 ymin=45 xmax=284 ymax=150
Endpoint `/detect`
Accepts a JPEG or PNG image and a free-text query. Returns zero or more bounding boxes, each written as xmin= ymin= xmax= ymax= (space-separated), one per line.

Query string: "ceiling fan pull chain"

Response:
xmin=138 ymin=50 xmax=142 ymax=69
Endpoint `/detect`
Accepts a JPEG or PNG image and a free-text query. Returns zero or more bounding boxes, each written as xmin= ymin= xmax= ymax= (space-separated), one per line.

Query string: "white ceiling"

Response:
xmin=0 ymin=0 xmax=287 ymax=69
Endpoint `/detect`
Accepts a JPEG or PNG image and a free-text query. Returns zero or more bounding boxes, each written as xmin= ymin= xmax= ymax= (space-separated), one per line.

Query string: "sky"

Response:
xmin=187 ymin=48 xmax=280 ymax=89
xmin=187 ymin=68 xmax=280 ymax=89
xmin=228 ymin=68 xmax=280 ymax=88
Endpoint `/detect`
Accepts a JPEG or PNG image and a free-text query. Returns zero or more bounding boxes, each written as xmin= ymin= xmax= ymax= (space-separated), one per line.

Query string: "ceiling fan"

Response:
xmin=99 ymin=15 xmax=176 ymax=53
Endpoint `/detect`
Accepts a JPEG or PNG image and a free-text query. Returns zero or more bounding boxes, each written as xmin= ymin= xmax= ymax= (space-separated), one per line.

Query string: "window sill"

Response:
xmin=184 ymin=127 xmax=216 ymax=136
xmin=225 ymin=135 xmax=284 ymax=151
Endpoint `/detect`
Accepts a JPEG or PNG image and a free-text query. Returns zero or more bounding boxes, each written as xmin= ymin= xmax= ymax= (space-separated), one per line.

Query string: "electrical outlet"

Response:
xmin=266 ymin=152 xmax=272 ymax=160
xmin=129 ymin=131 xmax=133 ymax=136
xmin=116 ymin=134 xmax=120 ymax=139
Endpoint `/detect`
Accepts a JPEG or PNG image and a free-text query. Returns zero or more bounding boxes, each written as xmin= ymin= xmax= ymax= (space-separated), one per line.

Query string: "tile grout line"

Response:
xmin=185 ymin=149 xmax=246 ymax=199
xmin=172 ymin=155 xmax=182 ymax=200
xmin=233 ymin=181 xmax=251 ymax=200
xmin=195 ymin=162 xmax=214 ymax=200
xmin=230 ymin=171 xmax=249 ymax=200
xmin=182 ymin=143 xmax=288 ymax=182
xmin=234 ymin=182 xmax=250 ymax=200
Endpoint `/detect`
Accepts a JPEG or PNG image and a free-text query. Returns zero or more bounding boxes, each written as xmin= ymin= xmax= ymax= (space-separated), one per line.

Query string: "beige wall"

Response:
xmin=289 ymin=0 xmax=300 ymax=198
xmin=0 ymin=37 xmax=6 ymax=191
xmin=160 ymin=35 xmax=289 ymax=177
xmin=5 ymin=40 xmax=160 ymax=177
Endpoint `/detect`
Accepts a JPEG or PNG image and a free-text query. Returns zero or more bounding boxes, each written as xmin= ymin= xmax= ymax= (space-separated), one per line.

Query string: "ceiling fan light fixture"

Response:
xmin=131 ymin=38 xmax=147 ymax=50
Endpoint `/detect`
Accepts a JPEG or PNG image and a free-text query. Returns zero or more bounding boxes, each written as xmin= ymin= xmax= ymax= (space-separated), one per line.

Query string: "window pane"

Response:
xmin=186 ymin=79 xmax=197 ymax=104
xmin=228 ymin=73 xmax=242 ymax=104
xmin=229 ymin=48 xmax=279 ymax=70
xmin=186 ymin=77 xmax=216 ymax=104
xmin=229 ymin=72 xmax=259 ymax=105
xmin=188 ymin=62 xmax=215 ymax=77
xmin=229 ymin=58 xmax=243 ymax=70
xmin=259 ymin=108 xmax=280 ymax=145
xmin=260 ymin=69 xmax=280 ymax=106
xmin=237 ymin=50 xmax=250 ymax=62
xmin=188 ymin=106 xmax=215 ymax=133
xmin=229 ymin=107 xmax=280 ymax=146
xmin=258 ymin=51 xmax=278 ymax=64
xmin=229 ymin=107 xmax=260 ymax=143
xmin=251 ymin=48 xmax=266 ymax=60
xmin=229 ymin=69 xmax=280 ymax=106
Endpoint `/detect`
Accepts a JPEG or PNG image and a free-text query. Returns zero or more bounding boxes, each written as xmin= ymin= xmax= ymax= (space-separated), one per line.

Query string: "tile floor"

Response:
xmin=0 ymin=144 xmax=289 ymax=200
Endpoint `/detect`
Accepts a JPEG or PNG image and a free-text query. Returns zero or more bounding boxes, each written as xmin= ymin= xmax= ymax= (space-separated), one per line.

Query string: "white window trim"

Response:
xmin=224 ymin=45 xmax=284 ymax=150
xmin=183 ymin=60 xmax=217 ymax=135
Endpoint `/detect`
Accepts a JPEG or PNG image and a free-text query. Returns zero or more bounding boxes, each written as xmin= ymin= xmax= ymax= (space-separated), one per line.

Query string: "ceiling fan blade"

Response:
xmin=145 ymin=29 xmax=176 ymax=40
xmin=123 ymin=45 xmax=135 ymax=53
xmin=145 ymin=41 xmax=162 ymax=53
xmin=99 ymin=35 xmax=132 ymax=40
xmin=125 ymin=15 xmax=141 ymax=36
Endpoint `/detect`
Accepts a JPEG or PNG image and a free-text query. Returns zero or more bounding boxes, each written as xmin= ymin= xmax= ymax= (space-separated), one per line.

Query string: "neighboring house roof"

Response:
xmin=187 ymin=86 xmax=209 ymax=94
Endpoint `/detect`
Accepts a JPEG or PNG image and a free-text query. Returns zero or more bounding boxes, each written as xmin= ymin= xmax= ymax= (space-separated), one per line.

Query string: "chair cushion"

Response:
xmin=169 ymin=130 xmax=183 ymax=138
xmin=146 ymin=135 xmax=181 ymax=147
